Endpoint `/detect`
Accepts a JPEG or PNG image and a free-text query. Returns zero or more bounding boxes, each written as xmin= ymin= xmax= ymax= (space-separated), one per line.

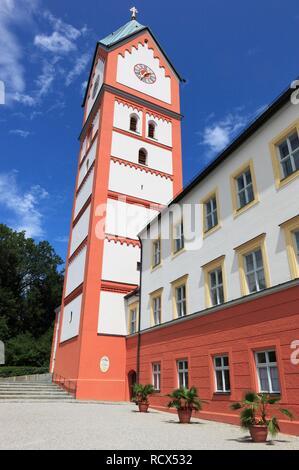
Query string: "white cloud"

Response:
xmin=34 ymin=31 xmax=77 ymax=53
xmin=9 ymin=129 xmax=32 ymax=138
xmin=35 ymin=61 xmax=55 ymax=99
xmin=66 ymin=53 xmax=90 ymax=86
xmin=0 ymin=171 xmax=48 ymax=238
xmin=202 ymin=112 xmax=248 ymax=154
xmin=34 ymin=11 xmax=84 ymax=54
xmin=0 ymin=0 xmax=39 ymax=102
xmin=12 ymin=92 xmax=36 ymax=107
xmin=54 ymin=235 xmax=69 ymax=243
xmin=43 ymin=11 xmax=82 ymax=41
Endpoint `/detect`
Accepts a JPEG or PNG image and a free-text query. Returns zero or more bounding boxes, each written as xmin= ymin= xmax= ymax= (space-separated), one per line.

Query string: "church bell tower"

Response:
xmin=51 ymin=8 xmax=184 ymax=400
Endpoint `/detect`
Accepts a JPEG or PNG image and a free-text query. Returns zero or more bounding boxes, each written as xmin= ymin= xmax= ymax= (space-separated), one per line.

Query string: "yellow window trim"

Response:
xmin=127 ymin=301 xmax=139 ymax=334
xmin=202 ymin=255 xmax=228 ymax=308
xmin=171 ymin=274 xmax=189 ymax=319
xmin=200 ymin=188 xmax=221 ymax=238
xmin=151 ymin=237 xmax=162 ymax=271
xmin=280 ymin=214 xmax=299 ymax=279
xmin=172 ymin=217 xmax=184 ymax=256
xmin=269 ymin=118 xmax=299 ymax=189
xmin=230 ymin=159 xmax=259 ymax=218
xmin=149 ymin=288 xmax=163 ymax=326
xmin=234 ymin=233 xmax=271 ymax=296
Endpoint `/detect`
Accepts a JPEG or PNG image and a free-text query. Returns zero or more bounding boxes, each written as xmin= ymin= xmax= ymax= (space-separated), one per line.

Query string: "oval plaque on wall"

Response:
xmin=100 ymin=356 xmax=110 ymax=373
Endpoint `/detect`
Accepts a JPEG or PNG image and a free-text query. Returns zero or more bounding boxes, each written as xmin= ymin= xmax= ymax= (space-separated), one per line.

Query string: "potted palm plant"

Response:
xmin=167 ymin=387 xmax=204 ymax=424
xmin=132 ymin=383 xmax=155 ymax=412
xmin=231 ymin=392 xmax=293 ymax=443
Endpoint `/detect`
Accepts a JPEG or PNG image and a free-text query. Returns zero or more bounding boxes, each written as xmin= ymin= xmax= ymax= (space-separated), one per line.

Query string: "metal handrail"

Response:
xmin=52 ymin=373 xmax=77 ymax=398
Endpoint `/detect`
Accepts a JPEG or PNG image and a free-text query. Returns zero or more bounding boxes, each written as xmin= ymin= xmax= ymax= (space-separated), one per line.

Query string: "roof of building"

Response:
xmin=139 ymin=81 xmax=296 ymax=235
xmin=82 ymin=18 xmax=184 ymax=107
xmin=99 ymin=19 xmax=146 ymax=47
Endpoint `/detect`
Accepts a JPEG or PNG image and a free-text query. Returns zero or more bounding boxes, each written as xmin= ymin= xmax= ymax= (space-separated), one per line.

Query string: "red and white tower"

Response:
xmin=51 ymin=9 xmax=183 ymax=401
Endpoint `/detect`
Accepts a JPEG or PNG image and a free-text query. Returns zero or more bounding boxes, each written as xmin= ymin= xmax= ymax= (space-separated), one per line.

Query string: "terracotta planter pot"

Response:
xmin=178 ymin=408 xmax=192 ymax=424
xmin=138 ymin=402 xmax=149 ymax=413
xmin=249 ymin=425 xmax=268 ymax=443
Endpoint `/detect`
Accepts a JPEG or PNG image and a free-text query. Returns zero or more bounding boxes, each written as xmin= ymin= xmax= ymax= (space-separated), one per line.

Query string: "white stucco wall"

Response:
xmin=111 ymin=131 xmax=173 ymax=174
xmin=74 ymin=167 xmax=94 ymax=218
xmin=117 ymin=42 xmax=171 ymax=104
xmin=65 ymin=246 xmax=87 ymax=296
xmin=101 ymin=239 xmax=140 ymax=285
xmin=105 ymin=198 xmax=158 ymax=240
xmin=70 ymin=204 xmax=90 ymax=255
xmin=108 ymin=160 xmax=173 ymax=205
xmin=77 ymin=139 xmax=97 ymax=188
xmin=60 ymin=294 xmax=82 ymax=343
xmin=113 ymin=101 xmax=143 ymax=134
xmin=139 ymin=100 xmax=299 ymax=331
xmin=98 ymin=291 xmax=127 ymax=336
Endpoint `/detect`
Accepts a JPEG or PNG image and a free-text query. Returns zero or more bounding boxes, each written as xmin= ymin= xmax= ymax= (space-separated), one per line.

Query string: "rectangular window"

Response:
xmin=244 ymin=248 xmax=266 ymax=293
xmin=209 ymin=268 xmax=224 ymax=306
xmin=294 ymin=230 xmax=299 ymax=263
xmin=153 ymin=295 xmax=161 ymax=325
xmin=236 ymin=168 xmax=254 ymax=209
xmin=281 ymin=216 xmax=299 ymax=279
xmin=152 ymin=239 xmax=161 ymax=268
xmin=277 ymin=131 xmax=299 ymax=179
xmin=173 ymin=221 xmax=184 ymax=253
xmin=152 ymin=363 xmax=161 ymax=391
xmin=205 ymin=196 xmax=218 ymax=232
xmin=177 ymin=360 xmax=188 ymax=388
xmin=214 ymin=355 xmax=230 ymax=392
xmin=129 ymin=308 xmax=137 ymax=334
xmin=231 ymin=160 xmax=258 ymax=216
xmin=175 ymin=284 xmax=187 ymax=317
xmin=255 ymin=350 xmax=280 ymax=393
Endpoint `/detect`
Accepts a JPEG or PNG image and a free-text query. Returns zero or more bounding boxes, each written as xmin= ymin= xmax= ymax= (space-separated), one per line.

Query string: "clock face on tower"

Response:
xmin=134 ymin=64 xmax=156 ymax=84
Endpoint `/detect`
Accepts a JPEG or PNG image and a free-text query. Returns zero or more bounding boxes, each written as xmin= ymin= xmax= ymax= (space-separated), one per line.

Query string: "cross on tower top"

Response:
xmin=130 ymin=6 xmax=138 ymax=20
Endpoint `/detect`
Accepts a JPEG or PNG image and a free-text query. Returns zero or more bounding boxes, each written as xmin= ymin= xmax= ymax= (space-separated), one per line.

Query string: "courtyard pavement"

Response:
xmin=0 ymin=401 xmax=298 ymax=450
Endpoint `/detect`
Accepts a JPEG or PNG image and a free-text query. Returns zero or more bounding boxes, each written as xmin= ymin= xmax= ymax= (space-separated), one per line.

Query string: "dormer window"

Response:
xmin=130 ymin=114 xmax=138 ymax=133
xmin=138 ymin=148 xmax=147 ymax=166
xmin=148 ymin=121 xmax=156 ymax=139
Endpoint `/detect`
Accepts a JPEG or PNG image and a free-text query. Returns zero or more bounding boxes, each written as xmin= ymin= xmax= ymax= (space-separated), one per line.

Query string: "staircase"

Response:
xmin=0 ymin=381 xmax=74 ymax=402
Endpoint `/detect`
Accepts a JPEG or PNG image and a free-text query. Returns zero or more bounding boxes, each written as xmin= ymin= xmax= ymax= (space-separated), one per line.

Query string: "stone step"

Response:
xmin=0 ymin=382 xmax=57 ymax=386
xmin=0 ymin=385 xmax=66 ymax=390
xmin=0 ymin=390 xmax=68 ymax=397
xmin=0 ymin=395 xmax=74 ymax=401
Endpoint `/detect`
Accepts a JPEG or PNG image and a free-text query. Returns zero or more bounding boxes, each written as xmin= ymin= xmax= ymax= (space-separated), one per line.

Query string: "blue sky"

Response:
xmin=0 ymin=0 xmax=298 ymax=261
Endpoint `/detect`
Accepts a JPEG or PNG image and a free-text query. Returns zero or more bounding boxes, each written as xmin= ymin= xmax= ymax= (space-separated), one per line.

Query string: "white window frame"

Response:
xmin=130 ymin=308 xmax=137 ymax=334
xmin=153 ymin=296 xmax=161 ymax=325
xmin=153 ymin=239 xmax=161 ymax=267
xmin=293 ymin=230 xmax=299 ymax=263
xmin=244 ymin=249 xmax=266 ymax=293
xmin=209 ymin=268 xmax=224 ymax=306
xmin=205 ymin=196 xmax=218 ymax=231
xmin=255 ymin=350 xmax=281 ymax=394
xmin=175 ymin=285 xmax=187 ymax=318
xmin=277 ymin=131 xmax=299 ymax=179
xmin=174 ymin=221 xmax=184 ymax=253
xmin=236 ymin=169 xmax=254 ymax=209
xmin=214 ymin=355 xmax=230 ymax=393
xmin=152 ymin=363 xmax=161 ymax=391
xmin=177 ymin=360 xmax=188 ymax=388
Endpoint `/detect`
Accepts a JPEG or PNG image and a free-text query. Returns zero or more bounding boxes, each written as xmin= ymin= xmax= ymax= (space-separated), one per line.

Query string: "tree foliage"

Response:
xmin=0 ymin=224 xmax=64 ymax=367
